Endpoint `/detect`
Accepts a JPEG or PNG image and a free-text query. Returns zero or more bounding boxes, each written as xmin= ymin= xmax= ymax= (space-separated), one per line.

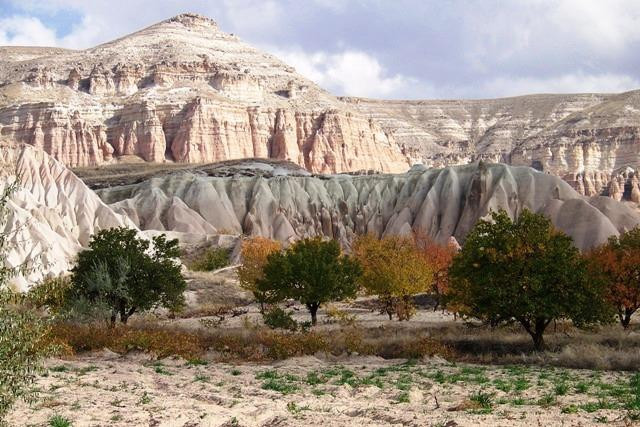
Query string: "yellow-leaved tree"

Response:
xmin=352 ymin=234 xmax=434 ymax=320
xmin=237 ymin=237 xmax=282 ymax=313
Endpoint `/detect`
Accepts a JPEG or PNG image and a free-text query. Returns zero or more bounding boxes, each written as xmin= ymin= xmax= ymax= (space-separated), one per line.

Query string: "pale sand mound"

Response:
xmin=98 ymin=161 xmax=640 ymax=250
xmin=0 ymin=144 xmax=137 ymax=290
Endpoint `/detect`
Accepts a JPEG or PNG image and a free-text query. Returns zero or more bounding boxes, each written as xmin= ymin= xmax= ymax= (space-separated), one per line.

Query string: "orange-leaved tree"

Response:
xmin=352 ymin=234 xmax=433 ymax=320
xmin=414 ymin=230 xmax=458 ymax=311
xmin=237 ymin=236 xmax=282 ymax=313
xmin=588 ymin=227 xmax=640 ymax=328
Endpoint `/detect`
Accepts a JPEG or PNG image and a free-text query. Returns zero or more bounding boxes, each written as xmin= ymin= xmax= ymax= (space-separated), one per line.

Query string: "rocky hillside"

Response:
xmin=1 ymin=12 xmax=639 ymax=204
xmin=344 ymin=91 xmax=640 ymax=201
xmin=0 ymin=14 xmax=408 ymax=173
xmin=0 ymin=144 xmax=136 ymax=289
xmin=97 ymin=161 xmax=640 ymax=251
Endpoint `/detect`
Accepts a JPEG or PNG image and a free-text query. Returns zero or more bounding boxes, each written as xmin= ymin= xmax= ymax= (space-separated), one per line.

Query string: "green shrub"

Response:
xmin=48 ymin=415 xmax=72 ymax=427
xmin=263 ymin=307 xmax=298 ymax=331
xmin=190 ymin=247 xmax=230 ymax=272
xmin=0 ymin=184 xmax=53 ymax=422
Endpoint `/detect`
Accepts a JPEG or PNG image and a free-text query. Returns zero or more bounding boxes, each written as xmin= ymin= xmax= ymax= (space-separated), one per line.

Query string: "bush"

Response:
xmin=0 ymin=292 xmax=52 ymax=420
xmin=0 ymin=183 xmax=53 ymax=422
xmin=263 ymin=307 xmax=298 ymax=331
xmin=70 ymin=228 xmax=186 ymax=325
xmin=49 ymin=323 xmax=205 ymax=360
xmin=190 ymin=247 xmax=230 ymax=272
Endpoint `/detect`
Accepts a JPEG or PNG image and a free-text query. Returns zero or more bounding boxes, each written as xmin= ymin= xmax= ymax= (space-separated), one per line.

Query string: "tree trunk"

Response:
xmin=520 ymin=317 xmax=550 ymax=351
xmin=531 ymin=331 xmax=545 ymax=352
xmin=120 ymin=306 xmax=136 ymax=324
xmin=620 ymin=307 xmax=634 ymax=329
xmin=307 ymin=302 xmax=320 ymax=326
xmin=110 ymin=311 xmax=117 ymax=328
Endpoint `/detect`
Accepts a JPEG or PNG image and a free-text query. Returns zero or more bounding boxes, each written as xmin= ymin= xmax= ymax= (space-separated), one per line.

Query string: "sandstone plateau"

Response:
xmin=1 ymin=13 xmax=639 ymax=205
xmin=0 ymin=14 xmax=407 ymax=174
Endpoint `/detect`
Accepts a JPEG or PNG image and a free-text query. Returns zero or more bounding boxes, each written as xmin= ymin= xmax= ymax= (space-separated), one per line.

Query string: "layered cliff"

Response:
xmin=344 ymin=92 xmax=640 ymax=201
xmin=2 ymin=13 xmax=639 ymax=204
xmin=0 ymin=144 xmax=136 ymax=290
xmin=97 ymin=161 xmax=640 ymax=251
xmin=0 ymin=14 xmax=408 ymax=173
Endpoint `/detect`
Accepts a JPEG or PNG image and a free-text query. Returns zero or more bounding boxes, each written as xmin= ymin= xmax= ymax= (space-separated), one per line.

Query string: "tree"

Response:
xmin=448 ymin=209 xmax=612 ymax=351
xmin=414 ymin=231 xmax=457 ymax=311
xmin=237 ymin=237 xmax=282 ymax=313
xmin=70 ymin=227 xmax=186 ymax=325
xmin=0 ymin=182 xmax=50 ymax=421
xmin=352 ymin=234 xmax=433 ymax=320
xmin=259 ymin=237 xmax=360 ymax=325
xmin=588 ymin=227 xmax=640 ymax=328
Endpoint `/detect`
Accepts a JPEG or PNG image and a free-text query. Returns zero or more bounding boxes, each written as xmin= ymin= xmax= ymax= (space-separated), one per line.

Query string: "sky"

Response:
xmin=1 ymin=0 xmax=639 ymax=99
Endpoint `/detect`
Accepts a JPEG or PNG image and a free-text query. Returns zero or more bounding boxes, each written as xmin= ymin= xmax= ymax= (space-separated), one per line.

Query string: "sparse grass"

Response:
xmin=48 ymin=415 xmax=72 ymax=427
xmin=393 ymin=392 xmax=410 ymax=404
xmin=286 ymin=402 xmax=310 ymax=414
xmin=194 ymin=374 xmax=210 ymax=383
xmin=257 ymin=370 xmax=299 ymax=394
xmin=139 ymin=392 xmax=152 ymax=405
xmin=189 ymin=247 xmax=230 ymax=272
xmin=554 ymin=382 xmax=569 ymax=396
xmin=536 ymin=393 xmax=556 ymax=407
xmin=469 ymin=391 xmax=493 ymax=414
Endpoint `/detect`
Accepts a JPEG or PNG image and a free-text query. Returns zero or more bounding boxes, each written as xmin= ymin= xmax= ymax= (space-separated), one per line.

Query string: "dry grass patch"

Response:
xmin=47 ymin=321 xmax=454 ymax=363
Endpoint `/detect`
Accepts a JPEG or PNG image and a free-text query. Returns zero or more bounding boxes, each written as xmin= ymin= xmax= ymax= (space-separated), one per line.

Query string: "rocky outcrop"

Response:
xmin=344 ymin=92 xmax=640 ymax=203
xmin=0 ymin=144 xmax=136 ymax=290
xmin=0 ymin=13 xmax=408 ymax=173
xmin=2 ymin=13 xmax=640 ymax=203
xmin=97 ymin=161 xmax=640 ymax=251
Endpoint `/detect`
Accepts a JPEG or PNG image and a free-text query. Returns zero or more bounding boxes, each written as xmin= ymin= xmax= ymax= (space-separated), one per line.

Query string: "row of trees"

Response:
xmin=238 ymin=210 xmax=640 ymax=351
xmin=237 ymin=234 xmax=458 ymax=326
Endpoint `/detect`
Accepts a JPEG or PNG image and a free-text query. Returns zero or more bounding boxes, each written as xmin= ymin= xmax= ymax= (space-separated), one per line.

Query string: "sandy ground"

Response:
xmin=8 ymin=269 xmax=640 ymax=426
xmin=8 ymin=353 xmax=637 ymax=427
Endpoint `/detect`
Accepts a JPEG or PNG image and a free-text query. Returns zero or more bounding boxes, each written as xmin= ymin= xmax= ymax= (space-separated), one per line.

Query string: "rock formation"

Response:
xmin=0 ymin=144 xmax=136 ymax=290
xmin=344 ymin=92 xmax=640 ymax=202
xmin=97 ymin=160 xmax=640 ymax=252
xmin=0 ymin=14 xmax=408 ymax=173
xmin=1 ymin=13 xmax=639 ymax=205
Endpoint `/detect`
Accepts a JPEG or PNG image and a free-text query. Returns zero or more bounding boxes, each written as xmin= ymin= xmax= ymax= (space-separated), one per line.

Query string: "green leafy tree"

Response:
xmin=448 ymin=209 xmax=612 ymax=351
xmin=0 ymin=182 xmax=51 ymax=422
xmin=259 ymin=237 xmax=361 ymax=325
xmin=70 ymin=227 xmax=186 ymax=325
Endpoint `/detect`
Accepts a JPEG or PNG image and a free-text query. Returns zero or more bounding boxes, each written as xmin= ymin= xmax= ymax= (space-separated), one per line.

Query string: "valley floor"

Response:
xmin=8 ymin=354 xmax=638 ymax=426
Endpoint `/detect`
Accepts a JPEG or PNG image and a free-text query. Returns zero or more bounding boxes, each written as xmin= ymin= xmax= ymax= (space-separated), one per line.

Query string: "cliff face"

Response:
xmin=2 ymin=13 xmax=639 ymax=203
xmin=0 ymin=14 xmax=408 ymax=173
xmin=97 ymin=160 xmax=640 ymax=252
xmin=344 ymin=92 xmax=640 ymax=202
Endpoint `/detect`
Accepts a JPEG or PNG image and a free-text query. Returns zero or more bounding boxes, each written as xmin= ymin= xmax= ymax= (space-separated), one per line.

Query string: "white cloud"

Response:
xmin=0 ymin=16 xmax=58 ymax=46
xmin=272 ymin=48 xmax=421 ymax=98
